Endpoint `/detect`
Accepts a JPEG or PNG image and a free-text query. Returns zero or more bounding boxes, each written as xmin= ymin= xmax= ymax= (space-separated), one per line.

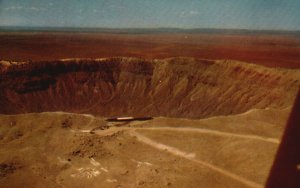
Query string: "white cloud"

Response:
xmin=179 ymin=10 xmax=199 ymax=18
xmin=0 ymin=16 xmax=27 ymax=26
xmin=189 ymin=10 xmax=199 ymax=15
xmin=179 ymin=11 xmax=186 ymax=17
xmin=109 ymin=5 xmax=126 ymax=10
xmin=4 ymin=6 xmax=46 ymax=12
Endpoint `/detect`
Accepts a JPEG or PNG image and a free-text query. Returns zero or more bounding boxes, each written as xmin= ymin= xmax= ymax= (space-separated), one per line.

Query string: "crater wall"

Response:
xmin=1 ymin=58 xmax=299 ymax=118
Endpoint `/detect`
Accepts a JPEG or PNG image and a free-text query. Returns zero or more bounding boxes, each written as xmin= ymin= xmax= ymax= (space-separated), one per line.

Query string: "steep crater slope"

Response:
xmin=0 ymin=58 xmax=299 ymax=118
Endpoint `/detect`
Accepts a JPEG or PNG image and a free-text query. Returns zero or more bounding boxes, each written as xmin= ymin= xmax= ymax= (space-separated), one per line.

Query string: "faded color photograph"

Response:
xmin=0 ymin=0 xmax=300 ymax=187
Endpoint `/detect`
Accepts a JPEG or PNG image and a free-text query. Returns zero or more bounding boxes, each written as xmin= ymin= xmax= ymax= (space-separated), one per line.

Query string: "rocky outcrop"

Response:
xmin=0 ymin=58 xmax=299 ymax=118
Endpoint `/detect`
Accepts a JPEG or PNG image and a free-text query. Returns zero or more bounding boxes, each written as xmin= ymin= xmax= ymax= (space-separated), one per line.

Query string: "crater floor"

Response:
xmin=0 ymin=108 xmax=290 ymax=188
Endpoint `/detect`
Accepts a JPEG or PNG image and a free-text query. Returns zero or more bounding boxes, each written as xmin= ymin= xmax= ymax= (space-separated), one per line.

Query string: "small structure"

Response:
xmin=105 ymin=116 xmax=152 ymax=122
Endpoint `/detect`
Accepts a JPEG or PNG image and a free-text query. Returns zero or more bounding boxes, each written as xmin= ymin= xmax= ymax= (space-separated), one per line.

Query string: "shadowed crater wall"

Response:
xmin=0 ymin=58 xmax=299 ymax=118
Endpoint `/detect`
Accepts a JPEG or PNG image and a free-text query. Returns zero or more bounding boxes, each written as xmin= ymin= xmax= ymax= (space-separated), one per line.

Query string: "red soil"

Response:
xmin=1 ymin=32 xmax=300 ymax=68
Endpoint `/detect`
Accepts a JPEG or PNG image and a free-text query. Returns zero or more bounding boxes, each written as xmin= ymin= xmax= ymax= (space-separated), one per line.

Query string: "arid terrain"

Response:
xmin=1 ymin=32 xmax=300 ymax=68
xmin=1 ymin=58 xmax=299 ymax=117
xmin=0 ymin=31 xmax=300 ymax=187
xmin=0 ymin=108 xmax=291 ymax=188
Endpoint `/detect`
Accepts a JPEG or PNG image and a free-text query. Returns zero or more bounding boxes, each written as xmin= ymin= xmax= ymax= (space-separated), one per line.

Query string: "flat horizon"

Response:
xmin=1 ymin=26 xmax=300 ymax=34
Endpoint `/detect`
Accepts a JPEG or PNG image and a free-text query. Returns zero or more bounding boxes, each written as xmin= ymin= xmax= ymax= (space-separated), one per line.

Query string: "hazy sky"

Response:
xmin=0 ymin=0 xmax=300 ymax=30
